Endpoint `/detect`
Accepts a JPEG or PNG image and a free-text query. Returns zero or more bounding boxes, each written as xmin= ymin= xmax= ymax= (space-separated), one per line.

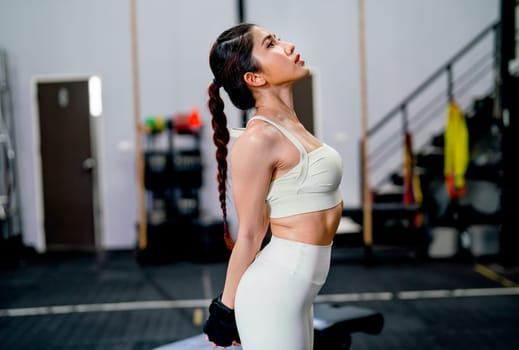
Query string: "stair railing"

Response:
xmin=362 ymin=20 xmax=500 ymax=200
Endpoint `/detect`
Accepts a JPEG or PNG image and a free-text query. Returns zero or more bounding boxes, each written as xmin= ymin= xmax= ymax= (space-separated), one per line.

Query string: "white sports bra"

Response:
xmin=245 ymin=116 xmax=343 ymax=218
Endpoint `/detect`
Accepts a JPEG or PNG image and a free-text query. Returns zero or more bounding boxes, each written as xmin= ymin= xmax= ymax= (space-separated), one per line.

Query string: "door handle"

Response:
xmin=82 ymin=157 xmax=96 ymax=171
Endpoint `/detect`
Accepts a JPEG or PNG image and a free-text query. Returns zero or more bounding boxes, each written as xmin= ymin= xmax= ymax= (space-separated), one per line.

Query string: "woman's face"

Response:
xmin=249 ymin=26 xmax=309 ymax=87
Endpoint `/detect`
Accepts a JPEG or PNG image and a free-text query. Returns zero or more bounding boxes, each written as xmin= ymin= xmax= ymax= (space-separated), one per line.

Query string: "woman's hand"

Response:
xmin=204 ymin=334 xmax=240 ymax=349
xmin=203 ymin=295 xmax=241 ymax=348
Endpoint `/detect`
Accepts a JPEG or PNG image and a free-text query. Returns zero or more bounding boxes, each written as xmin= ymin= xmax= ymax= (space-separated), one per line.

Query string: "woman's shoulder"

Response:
xmin=236 ymin=117 xmax=282 ymax=144
xmin=231 ymin=118 xmax=281 ymax=157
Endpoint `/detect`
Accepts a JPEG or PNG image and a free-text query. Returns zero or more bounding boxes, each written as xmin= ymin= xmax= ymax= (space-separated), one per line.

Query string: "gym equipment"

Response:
xmin=137 ymin=106 xmax=213 ymax=264
xmin=0 ymin=49 xmax=23 ymax=255
xmin=172 ymin=107 xmax=203 ymax=134
xmin=144 ymin=116 xmax=167 ymax=134
xmin=313 ymin=303 xmax=384 ymax=349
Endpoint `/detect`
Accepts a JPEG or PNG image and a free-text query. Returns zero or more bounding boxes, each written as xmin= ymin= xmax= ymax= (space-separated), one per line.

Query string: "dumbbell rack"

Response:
xmin=137 ymin=114 xmax=229 ymax=264
xmin=144 ymin=126 xmax=202 ymax=222
xmin=136 ymin=116 xmax=201 ymax=263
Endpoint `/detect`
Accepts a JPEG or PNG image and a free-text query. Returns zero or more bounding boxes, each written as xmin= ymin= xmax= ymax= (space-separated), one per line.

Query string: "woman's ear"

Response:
xmin=243 ymin=72 xmax=265 ymax=87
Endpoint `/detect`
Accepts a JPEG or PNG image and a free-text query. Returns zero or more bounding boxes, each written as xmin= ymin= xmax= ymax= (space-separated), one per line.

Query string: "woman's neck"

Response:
xmin=254 ymin=87 xmax=296 ymax=121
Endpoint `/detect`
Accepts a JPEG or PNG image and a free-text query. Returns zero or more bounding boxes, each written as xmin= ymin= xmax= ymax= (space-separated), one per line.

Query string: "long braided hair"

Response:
xmin=208 ymin=23 xmax=259 ymax=250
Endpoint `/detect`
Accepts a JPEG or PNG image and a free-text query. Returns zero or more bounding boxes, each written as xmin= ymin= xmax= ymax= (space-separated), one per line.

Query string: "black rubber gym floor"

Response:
xmin=1 ymin=246 xmax=518 ymax=350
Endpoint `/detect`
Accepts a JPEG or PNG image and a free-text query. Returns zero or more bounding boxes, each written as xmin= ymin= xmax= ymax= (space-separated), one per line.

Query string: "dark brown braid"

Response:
xmin=208 ymin=82 xmax=233 ymax=250
xmin=207 ymin=23 xmax=260 ymax=250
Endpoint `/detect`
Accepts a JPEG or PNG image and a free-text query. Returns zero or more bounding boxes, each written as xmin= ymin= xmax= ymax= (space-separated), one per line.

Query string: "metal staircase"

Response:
xmin=341 ymin=20 xmax=507 ymax=260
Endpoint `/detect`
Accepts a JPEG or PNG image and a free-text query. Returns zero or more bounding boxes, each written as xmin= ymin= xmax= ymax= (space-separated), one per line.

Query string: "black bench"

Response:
xmin=313 ymin=303 xmax=384 ymax=349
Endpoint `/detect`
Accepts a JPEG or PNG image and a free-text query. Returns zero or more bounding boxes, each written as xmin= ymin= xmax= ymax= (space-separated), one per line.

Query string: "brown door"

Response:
xmin=37 ymin=80 xmax=96 ymax=250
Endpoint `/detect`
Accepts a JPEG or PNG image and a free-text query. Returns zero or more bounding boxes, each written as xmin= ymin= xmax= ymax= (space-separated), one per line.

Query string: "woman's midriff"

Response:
xmin=269 ymin=201 xmax=343 ymax=246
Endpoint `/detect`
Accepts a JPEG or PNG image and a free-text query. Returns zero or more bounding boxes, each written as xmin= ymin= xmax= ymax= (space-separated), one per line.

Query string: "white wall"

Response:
xmin=0 ymin=0 xmax=138 ymax=251
xmin=247 ymin=0 xmax=499 ymax=194
xmin=0 ymin=0 xmax=499 ymax=250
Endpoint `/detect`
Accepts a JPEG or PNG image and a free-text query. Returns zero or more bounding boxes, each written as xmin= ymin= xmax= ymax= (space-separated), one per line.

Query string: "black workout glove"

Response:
xmin=203 ymin=295 xmax=241 ymax=347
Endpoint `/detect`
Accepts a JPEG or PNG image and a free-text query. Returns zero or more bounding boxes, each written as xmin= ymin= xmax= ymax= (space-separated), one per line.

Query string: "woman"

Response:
xmin=203 ymin=23 xmax=343 ymax=349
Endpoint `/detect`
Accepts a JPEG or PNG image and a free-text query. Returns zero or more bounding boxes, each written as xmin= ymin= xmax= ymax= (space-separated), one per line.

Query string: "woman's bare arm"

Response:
xmin=220 ymin=126 xmax=277 ymax=308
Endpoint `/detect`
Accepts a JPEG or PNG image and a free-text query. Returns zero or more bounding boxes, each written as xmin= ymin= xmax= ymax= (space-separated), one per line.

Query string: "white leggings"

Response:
xmin=234 ymin=235 xmax=332 ymax=350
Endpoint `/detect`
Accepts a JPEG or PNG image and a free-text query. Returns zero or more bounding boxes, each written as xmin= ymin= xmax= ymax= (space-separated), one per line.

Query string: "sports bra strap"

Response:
xmin=248 ymin=116 xmax=307 ymax=155
xmin=248 ymin=116 xmax=309 ymax=184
